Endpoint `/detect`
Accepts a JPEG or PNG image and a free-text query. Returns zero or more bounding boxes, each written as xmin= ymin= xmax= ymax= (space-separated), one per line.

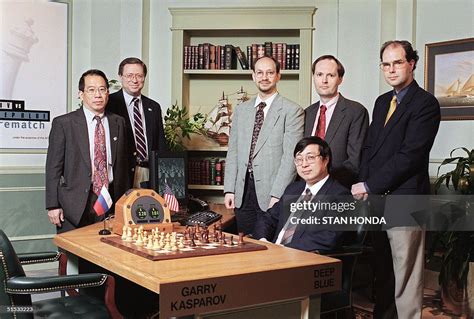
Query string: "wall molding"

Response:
xmin=0 ymin=166 xmax=45 ymax=175
xmin=0 ymin=186 xmax=45 ymax=192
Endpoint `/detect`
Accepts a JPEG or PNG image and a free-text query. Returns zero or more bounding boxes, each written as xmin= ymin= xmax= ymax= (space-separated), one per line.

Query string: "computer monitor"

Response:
xmin=149 ymin=151 xmax=188 ymax=207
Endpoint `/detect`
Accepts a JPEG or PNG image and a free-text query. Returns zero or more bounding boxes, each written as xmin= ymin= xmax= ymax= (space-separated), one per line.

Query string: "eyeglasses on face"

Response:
xmin=84 ymin=87 xmax=108 ymax=96
xmin=123 ymin=73 xmax=145 ymax=81
xmin=294 ymin=154 xmax=322 ymax=166
xmin=379 ymin=59 xmax=407 ymax=71
xmin=254 ymin=70 xmax=277 ymax=78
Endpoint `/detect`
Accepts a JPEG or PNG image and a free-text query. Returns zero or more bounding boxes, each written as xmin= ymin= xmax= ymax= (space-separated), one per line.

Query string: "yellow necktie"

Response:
xmin=384 ymin=95 xmax=397 ymax=126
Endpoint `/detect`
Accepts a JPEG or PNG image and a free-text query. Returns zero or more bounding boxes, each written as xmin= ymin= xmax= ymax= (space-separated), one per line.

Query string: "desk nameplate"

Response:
xmin=160 ymin=261 xmax=341 ymax=318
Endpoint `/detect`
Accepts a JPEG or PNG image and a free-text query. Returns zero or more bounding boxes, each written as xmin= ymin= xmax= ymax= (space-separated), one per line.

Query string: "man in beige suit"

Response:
xmin=224 ymin=56 xmax=304 ymax=235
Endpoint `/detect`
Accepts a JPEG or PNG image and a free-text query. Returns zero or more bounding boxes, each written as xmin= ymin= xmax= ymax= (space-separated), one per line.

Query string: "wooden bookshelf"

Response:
xmin=170 ymin=7 xmax=316 ymax=202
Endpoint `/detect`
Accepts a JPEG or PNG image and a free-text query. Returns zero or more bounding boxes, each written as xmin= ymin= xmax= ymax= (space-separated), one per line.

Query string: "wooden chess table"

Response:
xmin=54 ymin=223 xmax=341 ymax=318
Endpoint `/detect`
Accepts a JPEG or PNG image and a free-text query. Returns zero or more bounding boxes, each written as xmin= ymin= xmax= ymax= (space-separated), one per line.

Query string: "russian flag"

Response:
xmin=93 ymin=185 xmax=113 ymax=216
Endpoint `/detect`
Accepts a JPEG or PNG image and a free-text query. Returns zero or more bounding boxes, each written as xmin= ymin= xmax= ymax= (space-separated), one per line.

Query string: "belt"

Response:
xmin=137 ymin=160 xmax=149 ymax=168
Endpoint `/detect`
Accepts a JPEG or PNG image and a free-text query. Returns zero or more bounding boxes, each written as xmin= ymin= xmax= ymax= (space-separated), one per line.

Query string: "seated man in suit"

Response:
xmin=254 ymin=136 xmax=350 ymax=252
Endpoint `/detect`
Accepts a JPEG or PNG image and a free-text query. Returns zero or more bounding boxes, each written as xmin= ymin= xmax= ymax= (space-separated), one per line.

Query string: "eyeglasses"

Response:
xmin=123 ymin=73 xmax=145 ymax=81
xmin=379 ymin=59 xmax=407 ymax=71
xmin=84 ymin=87 xmax=108 ymax=96
xmin=294 ymin=154 xmax=322 ymax=166
xmin=254 ymin=70 xmax=277 ymax=78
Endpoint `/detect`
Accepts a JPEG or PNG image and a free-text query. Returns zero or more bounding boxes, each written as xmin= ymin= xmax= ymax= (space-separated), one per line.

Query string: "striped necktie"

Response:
xmin=280 ymin=188 xmax=313 ymax=245
xmin=132 ymin=98 xmax=147 ymax=161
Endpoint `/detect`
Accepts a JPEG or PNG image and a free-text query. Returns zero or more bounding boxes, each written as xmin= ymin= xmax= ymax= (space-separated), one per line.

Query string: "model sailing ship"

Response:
xmin=205 ymin=87 xmax=249 ymax=146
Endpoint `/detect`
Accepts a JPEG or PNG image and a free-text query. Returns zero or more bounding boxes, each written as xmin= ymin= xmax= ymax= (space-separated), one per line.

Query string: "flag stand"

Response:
xmin=99 ymin=215 xmax=111 ymax=235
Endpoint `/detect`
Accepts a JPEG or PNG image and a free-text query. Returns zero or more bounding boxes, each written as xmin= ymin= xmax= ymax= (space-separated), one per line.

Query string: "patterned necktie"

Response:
xmin=132 ymin=98 xmax=147 ymax=161
xmin=280 ymin=188 xmax=313 ymax=245
xmin=384 ymin=95 xmax=397 ymax=126
xmin=315 ymin=104 xmax=327 ymax=139
xmin=247 ymin=102 xmax=266 ymax=172
xmin=93 ymin=116 xmax=108 ymax=196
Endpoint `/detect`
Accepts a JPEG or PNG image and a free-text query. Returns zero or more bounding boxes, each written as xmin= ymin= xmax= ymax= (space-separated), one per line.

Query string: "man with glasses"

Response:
xmin=304 ymin=55 xmax=369 ymax=188
xmin=224 ymin=56 xmax=304 ymax=235
xmin=253 ymin=136 xmax=349 ymax=252
xmin=107 ymin=57 xmax=167 ymax=188
xmin=352 ymin=40 xmax=440 ymax=318
xmin=46 ymin=69 xmax=129 ymax=233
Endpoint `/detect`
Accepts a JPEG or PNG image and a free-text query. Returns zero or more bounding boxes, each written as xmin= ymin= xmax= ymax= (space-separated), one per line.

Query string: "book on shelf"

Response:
xmin=183 ymin=42 xmax=299 ymax=70
xmin=188 ymin=158 xmax=226 ymax=186
xmin=234 ymin=46 xmax=249 ymax=70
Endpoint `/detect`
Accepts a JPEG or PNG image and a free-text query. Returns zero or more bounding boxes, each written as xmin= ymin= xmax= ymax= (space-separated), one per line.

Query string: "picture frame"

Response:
xmin=424 ymin=38 xmax=474 ymax=120
xmin=149 ymin=151 xmax=188 ymax=204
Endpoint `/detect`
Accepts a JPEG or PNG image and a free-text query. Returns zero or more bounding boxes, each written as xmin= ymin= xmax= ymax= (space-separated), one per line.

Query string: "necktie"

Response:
xmin=93 ymin=116 xmax=108 ymax=196
xmin=315 ymin=104 xmax=327 ymax=139
xmin=280 ymin=188 xmax=313 ymax=245
xmin=384 ymin=95 xmax=397 ymax=126
xmin=247 ymin=102 xmax=266 ymax=172
xmin=132 ymin=98 xmax=147 ymax=162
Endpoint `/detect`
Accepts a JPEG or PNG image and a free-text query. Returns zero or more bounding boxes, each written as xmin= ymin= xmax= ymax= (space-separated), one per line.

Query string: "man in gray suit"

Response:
xmin=224 ymin=56 xmax=304 ymax=235
xmin=46 ymin=69 xmax=129 ymax=233
xmin=304 ymin=55 xmax=368 ymax=188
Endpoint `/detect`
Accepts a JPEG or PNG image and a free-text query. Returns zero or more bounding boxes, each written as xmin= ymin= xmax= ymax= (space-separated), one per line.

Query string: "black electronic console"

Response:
xmin=186 ymin=211 xmax=222 ymax=226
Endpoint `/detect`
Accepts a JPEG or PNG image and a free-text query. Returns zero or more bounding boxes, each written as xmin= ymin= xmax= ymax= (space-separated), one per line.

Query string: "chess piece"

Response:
xmin=126 ymin=227 xmax=133 ymax=242
xmin=146 ymin=238 xmax=154 ymax=249
xmin=136 ymin=233 xmax=143 ymax=246
xmin=190 ymin=237 xmax=196 ymax=247
xmin=230 ymin=235 xmax=234 ymax=246
xmin=238 ymin=232 xmax=244 ymax=246
xmin=153 ymin=239 xmax=160 ymax=250
xmin=121 ymin=226 xmax=127 ymax=240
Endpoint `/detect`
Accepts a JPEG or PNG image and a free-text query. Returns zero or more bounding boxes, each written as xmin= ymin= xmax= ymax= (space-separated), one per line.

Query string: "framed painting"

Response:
xmin=424 ymin=38 xmax=474 ymax=120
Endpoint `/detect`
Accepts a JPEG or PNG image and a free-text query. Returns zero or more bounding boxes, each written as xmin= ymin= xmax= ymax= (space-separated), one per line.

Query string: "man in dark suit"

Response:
xmin=304 ymin=55 xmax=368 ymax=188
xmin=254 ymin=136 xmax=350 ymax=252
xmin=46 ymin=69 xmax=129 ymax=233
xmin=107 ymin=57 xmax=167 ymax=188
xmin=352 ymin=40 xmax=440 ymax=318
xmin=224 ymin=56 xmax=304 ymax=235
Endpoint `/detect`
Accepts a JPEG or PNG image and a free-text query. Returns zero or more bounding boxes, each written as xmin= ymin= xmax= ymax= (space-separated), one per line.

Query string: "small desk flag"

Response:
xmin=163 ymin=182 xmax=179 ymax=212
xmin=93 ymin=185 xmax=112 ymax=216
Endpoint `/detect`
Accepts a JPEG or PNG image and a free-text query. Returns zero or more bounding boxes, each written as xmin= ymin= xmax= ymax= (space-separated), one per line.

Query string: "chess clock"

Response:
xmin=113 ymin=189 xmax=174 ymax=235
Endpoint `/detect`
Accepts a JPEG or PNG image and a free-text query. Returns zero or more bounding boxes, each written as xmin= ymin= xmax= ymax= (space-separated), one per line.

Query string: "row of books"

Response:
xmin=188 ymin=158 xmax=226 ymax=186
xmin=183 ymin=42 xmax=300 ymax=70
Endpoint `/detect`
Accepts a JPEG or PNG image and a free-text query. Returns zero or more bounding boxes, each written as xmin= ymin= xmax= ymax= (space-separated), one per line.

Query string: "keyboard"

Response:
xmin=185 ymin=211 xmax=222 ymax=226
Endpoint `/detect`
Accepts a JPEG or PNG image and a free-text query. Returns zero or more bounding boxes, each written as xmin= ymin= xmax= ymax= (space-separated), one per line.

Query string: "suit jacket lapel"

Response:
xmin=73 ymin=109 xmax=92 ymax=171
xmin=141 ymin=97 xmax=154 ymax=150
xmin=304 ymin=102 xmax=319 ymax=135
xmin=107 ymin=113 xmax=119 ymax=166
xmin=325 ymin=95 xmax=346 ymax=144
xmin=253 ymin=94 xmax=282 ymax=155
xmin=371 ymin=82 xmax=419 ymax=158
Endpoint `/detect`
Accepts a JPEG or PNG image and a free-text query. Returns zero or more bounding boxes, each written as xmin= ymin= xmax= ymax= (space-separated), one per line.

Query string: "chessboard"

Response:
xmin=100 ymin=224 xmax=268 ymax=261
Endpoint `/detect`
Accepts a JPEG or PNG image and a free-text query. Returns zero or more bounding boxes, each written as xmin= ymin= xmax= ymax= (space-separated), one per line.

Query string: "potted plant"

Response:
xmin=431 ymin=147 xmax=473 ymax=316
xmin=163 ymin=102 xmax=207 ymax=151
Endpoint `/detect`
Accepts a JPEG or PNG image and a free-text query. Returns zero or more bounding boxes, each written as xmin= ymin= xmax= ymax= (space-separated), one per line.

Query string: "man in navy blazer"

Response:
xmin=352 ymin=40 xmax=440 ymax=318
xmin=304 ymin=55 xmax=368 ymax=188
xmin=254 ymin=136 xmax=350 ymax=252
xmin=107 ymin=57 xmax=167 ymax=188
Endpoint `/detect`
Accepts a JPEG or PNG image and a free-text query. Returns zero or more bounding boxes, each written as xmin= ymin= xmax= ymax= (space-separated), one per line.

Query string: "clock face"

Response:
xmin=130 ymin=196 xmax=165 ymax=223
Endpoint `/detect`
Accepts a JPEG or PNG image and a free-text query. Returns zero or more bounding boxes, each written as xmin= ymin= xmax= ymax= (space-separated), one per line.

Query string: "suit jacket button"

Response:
xmin=133 ymin=151 xmax=137 ymax=156
xmin=132 ymin=168 xmax=135 ymax=172
xmin=85 ymin=189 xmax=89 ymax=193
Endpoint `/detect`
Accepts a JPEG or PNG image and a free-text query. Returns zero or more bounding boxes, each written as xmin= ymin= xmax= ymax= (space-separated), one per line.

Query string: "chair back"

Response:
xmin=0 ymin=229 xmax=33 ymax=318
